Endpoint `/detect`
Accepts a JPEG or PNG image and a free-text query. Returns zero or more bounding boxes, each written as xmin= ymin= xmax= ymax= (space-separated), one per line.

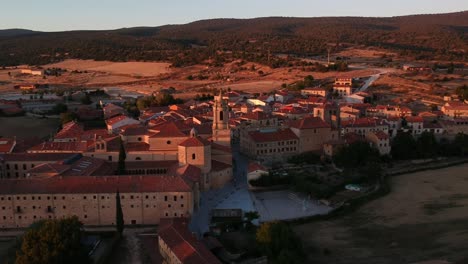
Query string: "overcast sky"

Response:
xmin=1 ymin=0 xmax=467 ymax=31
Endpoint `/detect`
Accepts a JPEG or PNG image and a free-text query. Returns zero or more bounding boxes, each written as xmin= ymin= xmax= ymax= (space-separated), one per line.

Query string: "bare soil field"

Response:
xmin=0 ymin=116 xmax=59 ymax=139
xmin=294 ymin=163 xmax=468 ymax=264
xmin=336 ymin=47 xmax=398 ymax=59
xmin=45 ymin=60 xmax=172 ymax=77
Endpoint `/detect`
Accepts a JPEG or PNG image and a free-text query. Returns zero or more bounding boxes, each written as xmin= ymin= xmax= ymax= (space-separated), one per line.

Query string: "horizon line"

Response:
xmin=1 ymin=10 xmax=466 ymax=33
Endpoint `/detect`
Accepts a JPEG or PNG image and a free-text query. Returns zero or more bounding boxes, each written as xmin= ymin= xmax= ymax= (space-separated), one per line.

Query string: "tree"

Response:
xmin=256 ymin=222 xmax=305 ymax=264
xmin=117 ymin=138 xmax=126 ymax=175
xmin=417 ymin=131 xmax=438 ymax=158
xmin=334 ymin=141 xmax=380 ymax=168
xmin=116 ymin=191 xmax=124 ymax=235
xmin=447 ymin=62 xmax=455 ymax=74
xmin=60 ymin=112 xmax=77 ymax=125
xmin=453 ymin=133 xmax=468 ymax=156
xmin=52 ymin=103 xmax=68 ymax=114
xmin=81 ymin=93 xmax=92 ymax=105
xmin=391 ymin=131 xmax=417 ymax=160
xmin=455 ymin=84 xmax=468 ymax=101
xmin=16 ymin=216 xmax=90 ymax=264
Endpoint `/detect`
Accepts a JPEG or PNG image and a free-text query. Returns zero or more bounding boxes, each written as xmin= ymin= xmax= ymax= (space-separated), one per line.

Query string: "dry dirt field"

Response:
xmin=0 ymin=116 xmax=59 ymax=139
xmin=45 ymin=60 xmax=172 ymax=77
xmin=295 ymin=163 xmax=468 ymax=264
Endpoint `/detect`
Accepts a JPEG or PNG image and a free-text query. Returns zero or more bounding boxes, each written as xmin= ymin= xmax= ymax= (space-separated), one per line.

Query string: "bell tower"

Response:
xmin=212 ymin=90 xmax=231 ymax=146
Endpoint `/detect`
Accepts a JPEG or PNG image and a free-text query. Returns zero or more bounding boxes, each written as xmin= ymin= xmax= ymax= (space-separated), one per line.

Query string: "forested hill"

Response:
xmin=1 ymin=11 xmax=467 ymax=66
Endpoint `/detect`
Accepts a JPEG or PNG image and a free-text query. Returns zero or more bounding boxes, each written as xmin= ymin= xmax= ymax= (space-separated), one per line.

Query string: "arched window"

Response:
xmin=135 ymin=157 xmax=141 ymax=161
xmin=219 ymin=111 xmax=223 ymax=121
xmin=192 ymin=153 xmax=196 ymax=160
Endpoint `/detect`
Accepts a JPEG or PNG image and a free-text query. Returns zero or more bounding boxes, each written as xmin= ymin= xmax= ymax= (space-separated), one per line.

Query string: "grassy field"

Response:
xmin=294 ymin=163 xmax=468 ymax=264
xmin=0 ymin=116 xmax=60 ymax=139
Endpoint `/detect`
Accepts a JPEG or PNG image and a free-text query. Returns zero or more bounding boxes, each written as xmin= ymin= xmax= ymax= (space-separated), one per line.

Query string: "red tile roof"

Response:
xmin=342 ymin=117 xmax=388 ymax=128
xmin=169 ymin=164 xmax=202 ymax=184
xmin=55 ymin=121 xmax=84 ymax=140
xmin=0 ymin=175 xmax=192 ymax=195
xmin=248 ymin=162 xmax=267 ymax=173
xmin=240 ymin=111 xmax=273 ymax=121
xmin=106 ymin=115 xmax=132 ymax=126
xmin=248 ymin=128 xmax=298 ymax=143
xmin=0 ymin=138 xmax=16 ymax=153
xmin=211 ymin=160 xmax=231 ymax=172
xmin=179 ymin=137 xmax=210 ymax=147
xmin=211 ymin=142 xmax=231 ymax=153
xmin=159 ymin=218 xmax=222 ymax=264
xmin=28 ymin=141 xmax=89 ymax=153
xmin=0 ymin=153 xmax=75 ymax=162
xmin=289 ymin=116 xmax=330 ymax=130
xmin=151 ymin=122 xmax=189 ymax=138
xmin=125 ymin=142 xmax=150 ymax=152
xmin=27 ymin=163 xmax=70 ymax=176
xmin=406 ymin=116 xmax=424 ymax=123
xmin=373 ymin=130 xmax=389 ymax=140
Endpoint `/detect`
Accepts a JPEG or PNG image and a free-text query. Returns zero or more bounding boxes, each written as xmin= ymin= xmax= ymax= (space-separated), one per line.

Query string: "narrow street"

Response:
xmin=189 ymin=143 xmax=255 ymax=235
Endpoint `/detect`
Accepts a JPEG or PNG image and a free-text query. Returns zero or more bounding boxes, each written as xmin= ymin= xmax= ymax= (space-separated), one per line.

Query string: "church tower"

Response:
xmin=212 ymin=90 xmax=231 ymax=146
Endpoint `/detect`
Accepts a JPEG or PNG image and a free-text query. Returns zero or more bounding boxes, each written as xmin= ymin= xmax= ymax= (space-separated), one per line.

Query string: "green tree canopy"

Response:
xmin=417 ymin=131 xmax=438 ymax=158
xmin=391 ymin=131 xmax=418 ymax=160
xmin=256 ymin=222 xmax=305 ymax=264
xmin=334 ymin=141 xmax=380 ymax=168
xmin=117 ymin=138 xmax=126 ymax=175
xmin=16 ymin=216 xmax=90 ymax=264
xmin=116 ymin=191 xmax=124 ymax=235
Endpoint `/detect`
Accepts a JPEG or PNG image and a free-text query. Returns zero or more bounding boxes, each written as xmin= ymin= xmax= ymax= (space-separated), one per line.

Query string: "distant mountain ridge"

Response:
xmin=0 ymin=29 xmax=41 ymax=37
xmin=0 ymin=11 xmax=467 ymax=66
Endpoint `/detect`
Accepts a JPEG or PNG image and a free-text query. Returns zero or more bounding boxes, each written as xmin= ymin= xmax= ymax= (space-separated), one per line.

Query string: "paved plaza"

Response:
xmin=252 ymin=190 xmax=333 ymax=222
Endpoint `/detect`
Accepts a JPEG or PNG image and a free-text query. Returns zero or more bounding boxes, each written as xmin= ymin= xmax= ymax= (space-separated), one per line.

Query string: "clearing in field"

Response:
xmin=294 ymin=163 xmax=468 ymax=264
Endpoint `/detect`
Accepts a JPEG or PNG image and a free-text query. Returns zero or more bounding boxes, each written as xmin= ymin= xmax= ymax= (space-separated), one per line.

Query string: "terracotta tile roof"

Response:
xmin=342 ymin=117 xmax=388 ymax=128
xmin=211 ymin=160 xmax=231 ymax=172
xmin=123 ymin=160 xmax=178 ymax=170
xmin=289 ymin=116 xmax=330 ymax=130
xmin=125 ymin=142 xmax=150 ymax=152
xmin=423 ymin=121 xmax=443 ymax=129
xmin=55 ymin=121 xmax=84 ymax=140
xmin=0 ymin=138 xmax=16 ymax=153
xmin=151 ymin=122 xmax=189 ymax=138
xmin=159 ymin=218 xmax=222 ymax=264
xmin=248 ymin=128 xmax=298 ymax=143
xmin=240 ymin=111 xmax=273 ymax=121
xmin=80 ymin=129 xmax=111 ymax=141
xmin=28 ymin=141 xmax=89 ymax=153
xmin=0 ymin=175 xmax=192 ymax=195
xmin=343 ymin=132 xmax=363 ymax=144
xmin=303 ymin=87 xmax=326 ymax=91
xmin=106 ymin=115 xmax=131 ymax=126
xmin=248 ymin=162 xmax=267 ymax=173
xmin=169 ymin=164 xmax=202 ymax=184
xmin=406 ymin=116 xmax=424 ymax=123
xmin=27 ymin=163 xmax=70 ymax=176
xmin=373 ymin=130 xmax=389 ymax=140
xmin=120 ymin=125 xmax=148 ymax=136
xmin=179 ymin=137 xmax=210 ymax=147
xmin=211 ymin=142 xmax=231 ymax=153
xmin=0 ymin=153 xmax=75 ymax=162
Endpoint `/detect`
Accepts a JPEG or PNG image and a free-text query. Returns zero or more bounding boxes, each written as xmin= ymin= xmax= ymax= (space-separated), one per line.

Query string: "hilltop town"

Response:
xmin=0 ymin=51 xmax=467 ymax=263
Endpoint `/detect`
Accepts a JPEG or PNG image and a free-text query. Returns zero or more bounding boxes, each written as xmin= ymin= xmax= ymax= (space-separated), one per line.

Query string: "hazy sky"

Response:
xmin=1 ymin=0 xmax=467 ymax=31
